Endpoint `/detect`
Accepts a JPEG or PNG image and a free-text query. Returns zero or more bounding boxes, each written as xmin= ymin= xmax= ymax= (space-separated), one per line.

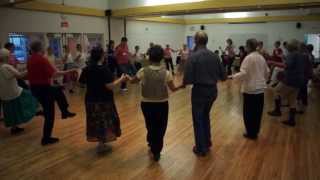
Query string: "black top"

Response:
xmin=79 ymin=64 xmax=114 ymax=102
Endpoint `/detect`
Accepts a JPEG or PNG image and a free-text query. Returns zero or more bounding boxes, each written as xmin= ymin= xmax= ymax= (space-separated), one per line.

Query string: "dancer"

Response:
xmin=183 ymin=31 xmax=226 ymax=156
xmin=27 ymin=41 xmax=76 ymax=145
xmin=268 ymin=39 xmax=305 ymax=127
xmin=115 ymin=37 xmax=132 ymax=92
xmin=107 ymin=40 xmax=119 ymax=76
xmin=164 ymin=44 xmax=176 ymax=75
xmin=296 ymin=43 xmax=313 ymax=114
xmin=128 ymin=45 xmax=181 ymax=161
xmin=177 ymin=44 xmax=189 ymax=75
xmin=132 ymin=45 xmax=143 ymax=71
xmin=224 ymin=39 xmax=236 ymax=75
xmin=79 ymin=47 xmax=127 ymax=154
xmin=0 ymin=48 xmax=38 ymax=134
xmin=62 ymin=45 xmax=77 ymax=93
xmin=230 ymin=39 xmax=269 ymax=140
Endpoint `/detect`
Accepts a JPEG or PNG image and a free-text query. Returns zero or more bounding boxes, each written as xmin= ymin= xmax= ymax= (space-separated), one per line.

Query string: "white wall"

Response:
xmin=110 ymin=18 xmax=186 ymax=54
xmin=185 ymin=21 xmax=320 ymax=53
xmin=0 ymin=8 xmax=108 ymax=47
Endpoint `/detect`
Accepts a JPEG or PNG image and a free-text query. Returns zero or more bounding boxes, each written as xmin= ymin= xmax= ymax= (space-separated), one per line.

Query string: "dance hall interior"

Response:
xmin=0 ymin=0 xmax=320 ymax=180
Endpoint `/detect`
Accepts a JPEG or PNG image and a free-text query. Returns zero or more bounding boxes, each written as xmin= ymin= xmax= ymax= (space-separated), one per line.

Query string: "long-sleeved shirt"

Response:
xmin=284 ymin=51 xmax=305 ymax=88
xmin=233 ymin=51 xmax=269 ymax=94
xmin=183 ymin=47 xmax=226 ymax=87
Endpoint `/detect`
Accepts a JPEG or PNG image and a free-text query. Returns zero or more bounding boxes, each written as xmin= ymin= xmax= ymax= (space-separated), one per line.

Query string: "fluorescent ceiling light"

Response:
xmin=145 ymin=0 xmax=204 ymax=6
xmin=223 ymin=12 xmax=249 ymax=19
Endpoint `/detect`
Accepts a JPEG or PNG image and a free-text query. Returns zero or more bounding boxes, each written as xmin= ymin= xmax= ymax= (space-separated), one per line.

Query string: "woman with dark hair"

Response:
xmin=107 ymin=40 xmax=118 ymax=75
xmin=79 ymin=47 xmax=128 ymax=154
xmin=230 ymin=39 xmax=269 ymax=140
xmin=128 ymin=45 xmax=181 ymax=161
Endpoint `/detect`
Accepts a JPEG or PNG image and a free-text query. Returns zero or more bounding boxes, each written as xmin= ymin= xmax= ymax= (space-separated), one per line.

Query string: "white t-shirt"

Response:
xmin=0 ymin=64 xmax=23 ymax=101
xmin=136 ymin=65 xmax=173 ymax=102
xmin=75 ymin=51 xmax=86 ymax=68
xmin=65 ymin=53 xmax=74 ymax=64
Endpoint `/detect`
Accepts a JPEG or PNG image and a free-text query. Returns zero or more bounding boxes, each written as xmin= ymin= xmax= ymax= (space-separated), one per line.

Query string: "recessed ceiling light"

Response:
xmin=145 ymin=0 xmax=204 ymax=6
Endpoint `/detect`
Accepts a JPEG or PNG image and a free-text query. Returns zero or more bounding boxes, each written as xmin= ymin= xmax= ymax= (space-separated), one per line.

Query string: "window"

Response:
xmin=8 ymin=33 xmax=28 ymax=62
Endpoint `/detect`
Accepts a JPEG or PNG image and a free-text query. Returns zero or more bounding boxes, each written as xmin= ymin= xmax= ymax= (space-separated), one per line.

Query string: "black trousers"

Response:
xmin=227 ymin=58 xmax=234 ymax=75
xmin=31 ymin=85 xmax=55 ymax=140
xmin=191 ymin=85 xmax=217 ymax=152
xmin=165 ymin=57 xmax=174 ymax=74
xmin=141 ymin=102 xmax=169 ymax=155
xmin=52 ymin=86 xmax=69 ymax=115
xmin=297 ymin=80 xmax=308 ymax=106
xmin=243 ymin=93 xmax=264 ymax=137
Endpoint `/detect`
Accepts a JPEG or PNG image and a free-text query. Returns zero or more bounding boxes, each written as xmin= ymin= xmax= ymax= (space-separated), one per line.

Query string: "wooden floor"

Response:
xmin=0 ymin=79 xmax=320 ymax=180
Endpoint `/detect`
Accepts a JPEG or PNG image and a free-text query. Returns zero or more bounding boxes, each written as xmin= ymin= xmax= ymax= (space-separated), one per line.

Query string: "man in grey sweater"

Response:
xmin=183 ymin=31 xmax=226 ymax=156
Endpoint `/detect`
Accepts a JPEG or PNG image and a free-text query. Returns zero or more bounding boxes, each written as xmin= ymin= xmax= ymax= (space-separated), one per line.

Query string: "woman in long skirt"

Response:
xmin=0 ymin=49 xmax=37 ymax=134
xmin=79 ymin=46 xmax=128 ymax=153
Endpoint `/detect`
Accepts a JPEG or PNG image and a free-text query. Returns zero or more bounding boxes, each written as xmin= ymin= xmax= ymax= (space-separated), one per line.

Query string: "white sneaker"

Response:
xmin=121 ymin=88 xmax=129 ymax=92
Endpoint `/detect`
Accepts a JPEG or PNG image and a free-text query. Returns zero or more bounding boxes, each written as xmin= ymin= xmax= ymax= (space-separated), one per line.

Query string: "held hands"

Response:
xmin=119 ymin=74 xmax=131 ymax=82
xmin=228 ymin=75 xmax=233 ymax=80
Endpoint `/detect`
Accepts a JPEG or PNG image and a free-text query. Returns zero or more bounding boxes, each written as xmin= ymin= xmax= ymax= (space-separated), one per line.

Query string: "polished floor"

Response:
xmin=0 ymin=79 xmax=319 ymax=180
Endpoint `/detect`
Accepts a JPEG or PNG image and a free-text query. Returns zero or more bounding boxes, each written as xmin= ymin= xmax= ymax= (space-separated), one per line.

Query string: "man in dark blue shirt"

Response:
xmin=183 ymin=31 xmax=226 ymax=156
xmin=268 ymin=39 xmax=305 ymax=127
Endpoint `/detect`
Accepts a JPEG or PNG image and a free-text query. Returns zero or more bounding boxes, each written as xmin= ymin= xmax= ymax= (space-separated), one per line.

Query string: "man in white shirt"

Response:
xmin=231 ymin=39 xmax=270 ymax=140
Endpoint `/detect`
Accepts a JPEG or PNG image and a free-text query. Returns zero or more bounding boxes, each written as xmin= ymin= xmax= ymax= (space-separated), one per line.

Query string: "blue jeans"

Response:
xmin=191 ymin=85 xmax=217 ymax=152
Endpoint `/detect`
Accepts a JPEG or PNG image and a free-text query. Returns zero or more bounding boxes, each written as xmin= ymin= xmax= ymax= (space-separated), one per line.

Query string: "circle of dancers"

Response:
xmin=0 ymin=31 xmax=318 ymax=161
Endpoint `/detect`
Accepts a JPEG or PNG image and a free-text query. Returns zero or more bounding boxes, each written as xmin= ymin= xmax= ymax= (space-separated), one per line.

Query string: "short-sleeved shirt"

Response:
xmin=0 ymin=64 xmax=23 ymax=101
xmin=79 ymin=64 xmax=114 ymax=102
xmin=115 ymin=45 xmax=130 ymax=65
xmin=137 ymin=65 xmax=173 ymax=102
xmin=27 ymin=53 xmax=56 ymax=86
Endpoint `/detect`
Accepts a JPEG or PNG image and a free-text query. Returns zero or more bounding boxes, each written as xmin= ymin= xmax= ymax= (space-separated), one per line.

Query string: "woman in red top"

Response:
xmin=27 ymin=41 xmax=76 ymax=146
xmin=272 ymin=41 xmax=283 ymax=62
xmin=164 ymin=44 xmax=177 ymax=75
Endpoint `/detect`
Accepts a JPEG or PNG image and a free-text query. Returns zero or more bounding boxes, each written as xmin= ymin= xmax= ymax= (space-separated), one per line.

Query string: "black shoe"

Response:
xmin=153 ymin=153 xmax=161 ymax=161
xmin=192 ymin=146 xmax=207 ymax=157
xmin=11 ymin=127 xmax=24 ymax=135
xmin=282 ymin=121 xmax=296 ymax=127
xmin=35 ymin=111 xmax=44 ymax=116
xmin=268 ymin=110 xmax=282 ymax=116
xmin=62 ymin=112 xmax=76 ymax=119
xmin=69 ymin=90 xmax=75 ymax=94
xmin=41 ymin=137 xmax=60 ymax=146
xmin=243 ymin=133 xmax=258 ymax=140
xmin=268 ymin=98 xmax=282 ymax=117
xmin=296 ymin=110 xmax=304 ymax=114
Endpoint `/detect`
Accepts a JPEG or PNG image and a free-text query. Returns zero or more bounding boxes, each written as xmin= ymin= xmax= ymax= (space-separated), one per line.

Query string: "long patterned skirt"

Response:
xmin=85 ymin=101 xmax=121 ymax=143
